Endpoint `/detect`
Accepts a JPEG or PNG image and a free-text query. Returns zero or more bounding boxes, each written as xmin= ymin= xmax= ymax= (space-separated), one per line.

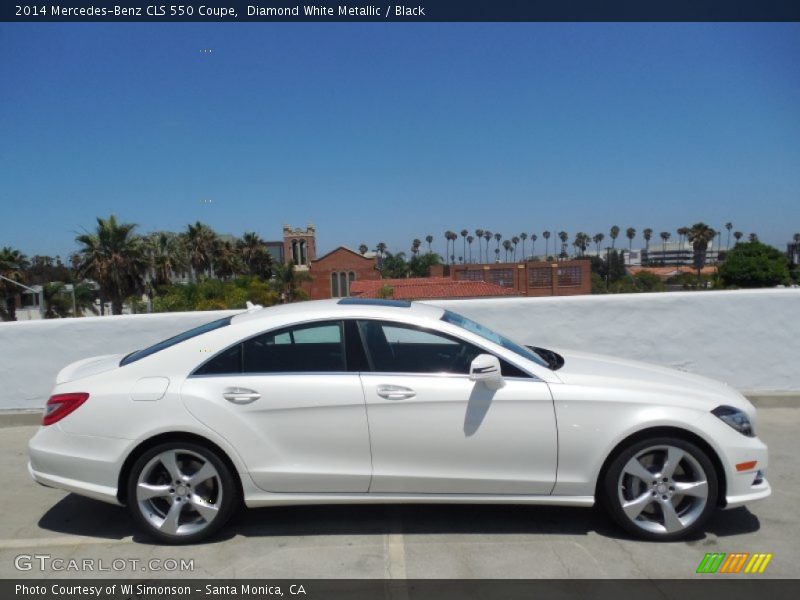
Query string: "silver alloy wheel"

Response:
xmin=136 ymin=448 xmax=222 ymax=536
xmin=617 ymin=444 xmax=709 ymax=535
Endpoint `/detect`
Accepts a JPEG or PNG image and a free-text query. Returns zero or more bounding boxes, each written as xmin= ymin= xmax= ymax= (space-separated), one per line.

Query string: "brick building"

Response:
xmin=350 ymin=277 xmax=522 ymax=301
xmin=431 ymin=260 xmax=592 ymax=297
xmin=305 ymin=246 xmax=381 ymax=299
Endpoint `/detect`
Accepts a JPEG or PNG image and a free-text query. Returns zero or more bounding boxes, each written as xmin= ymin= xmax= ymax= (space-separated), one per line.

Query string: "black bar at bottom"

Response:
xmin=3 ymin=579 xmax=800 ymax=600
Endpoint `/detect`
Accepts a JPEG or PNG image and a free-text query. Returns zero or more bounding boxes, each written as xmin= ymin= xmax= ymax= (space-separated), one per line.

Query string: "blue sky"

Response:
xmin=1 ymin=23 xmax=798 ymax=259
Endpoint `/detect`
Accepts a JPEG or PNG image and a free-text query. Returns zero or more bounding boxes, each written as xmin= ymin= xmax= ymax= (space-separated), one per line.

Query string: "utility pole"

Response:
xmin=0 ymin=274 xmax=45 ymax=320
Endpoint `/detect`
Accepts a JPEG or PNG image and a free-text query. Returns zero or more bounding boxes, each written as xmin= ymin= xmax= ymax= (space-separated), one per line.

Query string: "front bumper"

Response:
xmin=28 ymin=424 xmax=128 ymax=505
xmin=719 ymin=432 xmax=771 ymax=509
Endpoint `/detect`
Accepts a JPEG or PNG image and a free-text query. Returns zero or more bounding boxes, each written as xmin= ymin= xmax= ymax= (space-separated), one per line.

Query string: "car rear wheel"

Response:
xmin=127 ymin=442 xmax=238 ymax=544
xmin=603 ymin=437 xmax=718 ymax=541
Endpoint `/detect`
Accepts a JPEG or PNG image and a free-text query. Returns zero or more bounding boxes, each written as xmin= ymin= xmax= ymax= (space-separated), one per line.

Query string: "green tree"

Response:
xmin=718 ymin=241 xmax=791 ymax=288
xmin=0 ymin=246 xmax=29 ymax=321
xmin=43 ymin=283 xmax=72 ymax=318
xmin=609 ymin=225 xmax=620 ymax=249
xmin=379 ymin=252 xmax=409 ymax=279
xmin=686 ymin=222 xmax=717 ymax=280
xmin=146 ymin=232 xmax=186 ymax=289
xmin=408 ymin=252 xmax=442 ymax=277
xmin=74 ymin=215 xmax=147 ymax=315
xmin=237 ymin=232 xmax=273 ymax=279
xmin=272 ymin=261 xmax=310 ymax=302
xmin=181 ymin=222 xmax=217 ymax=280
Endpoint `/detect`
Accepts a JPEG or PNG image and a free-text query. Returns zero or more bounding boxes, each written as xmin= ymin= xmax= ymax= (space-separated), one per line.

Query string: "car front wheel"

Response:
xmin=603 ymin=437 xmax=718 ymax=541
xmin=127 ymin=442 xmax=238 ymax=544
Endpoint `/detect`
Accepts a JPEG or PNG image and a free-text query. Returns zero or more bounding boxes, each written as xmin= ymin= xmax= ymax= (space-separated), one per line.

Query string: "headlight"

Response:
xmin=712 ymin=405 xmax=755 ymax=437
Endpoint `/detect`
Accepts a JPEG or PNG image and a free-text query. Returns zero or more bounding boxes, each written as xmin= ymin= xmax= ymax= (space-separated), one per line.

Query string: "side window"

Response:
xmin=358 ymin=320 xmax=481 ymax=375
xmin=243 ymin=321 xmax=345 ymax=373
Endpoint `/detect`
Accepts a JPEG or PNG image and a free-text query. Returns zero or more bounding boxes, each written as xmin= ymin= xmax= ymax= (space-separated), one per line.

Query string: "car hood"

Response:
xmin=550 ymin=348 xmax=752 ymax=413
xmin=56 ymin=354 xmax=124 ymax=384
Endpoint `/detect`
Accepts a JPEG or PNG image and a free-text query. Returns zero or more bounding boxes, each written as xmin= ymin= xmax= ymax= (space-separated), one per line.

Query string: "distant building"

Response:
xmin=305 ymin=246 xmax=380 ymax=299
xmin=350 ymin=277 xmax=522 ymax=301
xmin=788 ymin=240 xmax=800 ymax=266
xmin=431 ymin=259 xmax=592 ymax=297
xmin=628 ymin=265 xmax=718 ymax=281
xmin=642 ymin=240 xmax=721 ymax=267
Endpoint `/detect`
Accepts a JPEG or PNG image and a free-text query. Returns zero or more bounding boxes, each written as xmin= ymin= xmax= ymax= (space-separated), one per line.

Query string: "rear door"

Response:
xmin=182 ymin=319 xmax=372 ymax=493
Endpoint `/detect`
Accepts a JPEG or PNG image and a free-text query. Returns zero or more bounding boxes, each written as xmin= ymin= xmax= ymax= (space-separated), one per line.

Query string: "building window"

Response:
xmin=557 ymin=266 xmax=582 ymax=287
xmin=330 ymin=271 xmax=356 ymax=298
xmin=528 ymin=267 xmax=552 ymax=288
xmin=486 ymin=268 xmax=514 ymax=287
xmin=457 ymin=270 xmax=484 ymax=281
xmin=331 ymin=273 xmax=340 ymax=298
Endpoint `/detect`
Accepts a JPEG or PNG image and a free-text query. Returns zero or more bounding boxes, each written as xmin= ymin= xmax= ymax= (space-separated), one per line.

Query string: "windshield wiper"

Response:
xmin=527 ymin=346 xmax=565 ymax=370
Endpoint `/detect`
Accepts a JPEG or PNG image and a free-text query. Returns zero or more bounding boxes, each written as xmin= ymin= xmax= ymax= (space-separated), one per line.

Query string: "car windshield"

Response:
xmin=120 ymin=316 xmax=233 ymax=366
xmin=440 ymin=310 xmax=549 ymax=368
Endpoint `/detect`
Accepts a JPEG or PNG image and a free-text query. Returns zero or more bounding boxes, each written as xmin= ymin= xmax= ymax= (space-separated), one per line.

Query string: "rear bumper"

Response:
xmin=28 ymin=424 xmax=127 ymax=506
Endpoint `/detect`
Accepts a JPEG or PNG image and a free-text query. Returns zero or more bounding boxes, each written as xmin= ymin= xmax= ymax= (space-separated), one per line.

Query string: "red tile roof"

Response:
xmin=349 ymin=277 xmax=521 ymax=300
xmin=628 ymin=265 xmax=718 ymax=279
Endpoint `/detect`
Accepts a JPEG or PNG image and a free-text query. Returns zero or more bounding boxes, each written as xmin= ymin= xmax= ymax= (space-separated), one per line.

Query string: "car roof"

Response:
xmin=230 ymin=298 xmax=446 ymax=327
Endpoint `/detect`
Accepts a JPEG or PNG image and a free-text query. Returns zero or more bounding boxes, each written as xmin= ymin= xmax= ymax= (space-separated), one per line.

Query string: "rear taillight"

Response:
xmin=43 ymin=393 xmax=89 ymax=426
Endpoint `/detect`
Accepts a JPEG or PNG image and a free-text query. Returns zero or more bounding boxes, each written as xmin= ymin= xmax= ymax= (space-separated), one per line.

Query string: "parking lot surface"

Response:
xmin=1 ymin=407 xmax=797 ymax=579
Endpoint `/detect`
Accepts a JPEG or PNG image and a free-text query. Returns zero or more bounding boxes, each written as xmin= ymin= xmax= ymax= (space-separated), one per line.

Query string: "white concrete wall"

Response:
xmin=0 ymin=289 xmax=797 ymax=410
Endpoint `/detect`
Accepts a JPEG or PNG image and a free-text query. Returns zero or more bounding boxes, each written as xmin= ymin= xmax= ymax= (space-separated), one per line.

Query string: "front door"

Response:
xmin=357 ymin=320 xmax=557 ymax=495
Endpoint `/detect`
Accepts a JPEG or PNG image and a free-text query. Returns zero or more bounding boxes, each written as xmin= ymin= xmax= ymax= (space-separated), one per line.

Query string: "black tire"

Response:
xmin=602 ymin=436 xmax=719 ymax=541
xmin=126 ymin=441 xmax=239 ymax=544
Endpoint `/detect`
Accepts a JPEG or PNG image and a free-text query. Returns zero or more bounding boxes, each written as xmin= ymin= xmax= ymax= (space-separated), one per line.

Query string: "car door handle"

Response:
xmin=223 ymin=387 xmax=261 ymax=404
xmin=376 ymin=385 xmax=416 ymax=400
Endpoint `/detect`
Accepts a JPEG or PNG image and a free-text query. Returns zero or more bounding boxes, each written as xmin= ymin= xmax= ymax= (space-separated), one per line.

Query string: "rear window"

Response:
xmin=120 ymin=316 xmax=232 ymax=366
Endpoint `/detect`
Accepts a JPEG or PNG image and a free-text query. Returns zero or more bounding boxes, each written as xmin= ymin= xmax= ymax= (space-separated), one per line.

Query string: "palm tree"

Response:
xmin=725 ymin=222 xmax=733 ymax=250
xmin=474 ymin=229 xmax=484 ymax=263
xmin=376 ymin=242 xmax=388 ymax=258
xmin=483 ymin=230 xmax=492 ymax=263
xmin=181 ymin=221 xmax=217 ymax=280
xmin=733 ymin=231 xmax=743 ymax=245
xmin=687 ymin=222 xmax=717 ymax=282
xmin=359 ymin=244 xmax=369 ymax=255
xmin=460 ymin=229 xmax=468 ymax=263
xmin=494 ymin=233 xmax=502 ymax=261
xmin=593 ymin=233 xmax=605 ymax=253
xmin=748 ymin=233 xmax=759 ymax=243
xmin=146 ymin=232 xmax=187 ymax=289
xmin=677 ymin=226 xmax=689 ymax=246
xmin=74 ymin=215 xmax=147 ymax=315
xmin=500 ymin=240 xmax=510 ymax=262
xmin=442 ymin=231 xmax=452 ymax=264
xmin=212 ymin=239 xmax=243 ymax=280
xmin=543 ymin=231 xmax=551 ymax=258
xmin=425 ymin=235 xmax=433 ymax=254
xmin=237 ymin=232 xmax=272 ymax=279
xmin=411 ymin=239 xmax=421 ymax=256
xmin=530 ymin=234 xmax=537 ymax=258
xmin=0 ymin=246 xmax=29 ymax=321
xmin=624 ymin=228 xmax=636 ymax=265
xmin=511 ymin=236 xmax=520 ymax=261
xmin=558 ymin=231 xmax=568 ymax=259
xmin=466 ymin=235 xmax=474 ymax=263
xmin=72 ymin=281 xmax=99 ymax=317
xmin=448 ymin=231 xmax=458 ymax=264
xmin=519 ymin=233 xmax=528 ymax=260
xmin=643 ymin=228 xmax=653 ymax=265
xmin=43 ymin=282 xmax=72 ymax=318
xmin=272 ymin=260 xmax=310 ymax=302
xmin=609 ymin=225 xmax=620 ymax=249
xmin=659 ymin=231 xmax=671 ymax=266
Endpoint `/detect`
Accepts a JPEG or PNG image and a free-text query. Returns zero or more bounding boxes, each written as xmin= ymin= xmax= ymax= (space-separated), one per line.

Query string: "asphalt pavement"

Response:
xmin=0 ymin=407 xmax=797 ymax=579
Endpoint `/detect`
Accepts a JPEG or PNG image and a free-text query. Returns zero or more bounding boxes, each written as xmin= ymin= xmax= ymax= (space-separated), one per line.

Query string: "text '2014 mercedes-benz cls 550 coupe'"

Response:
xmin=28 ymin=298 xmax=770 ymax=543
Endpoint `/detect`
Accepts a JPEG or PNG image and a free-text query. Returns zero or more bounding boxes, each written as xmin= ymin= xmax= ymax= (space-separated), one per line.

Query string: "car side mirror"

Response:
xmin=469 ymin=354 xmax=505 ymax=390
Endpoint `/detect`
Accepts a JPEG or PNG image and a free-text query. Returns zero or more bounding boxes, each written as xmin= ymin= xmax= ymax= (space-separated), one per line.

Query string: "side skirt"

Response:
xmin=243 ymin=493 xmax=595 ymax=509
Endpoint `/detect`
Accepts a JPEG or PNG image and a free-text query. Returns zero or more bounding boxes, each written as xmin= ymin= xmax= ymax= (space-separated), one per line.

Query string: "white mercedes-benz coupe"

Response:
xmin=28 ymin=298 xmax=770 ymax=543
